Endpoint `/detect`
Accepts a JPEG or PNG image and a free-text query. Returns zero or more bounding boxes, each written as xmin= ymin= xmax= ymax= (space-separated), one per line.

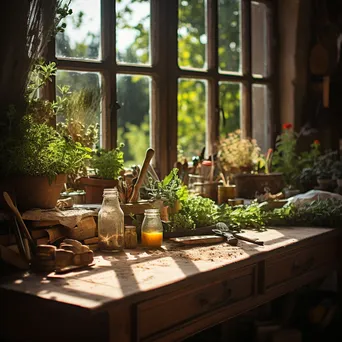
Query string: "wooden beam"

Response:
xmin=207 ymin=0 xmax=219 ymax=156
xmin=241 ymin=0 xmax=252 ymax=138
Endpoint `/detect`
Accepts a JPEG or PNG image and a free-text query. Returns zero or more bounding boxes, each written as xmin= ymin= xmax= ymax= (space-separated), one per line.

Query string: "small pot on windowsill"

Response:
xmin=316 ymin=177 xmax=333 ymax=190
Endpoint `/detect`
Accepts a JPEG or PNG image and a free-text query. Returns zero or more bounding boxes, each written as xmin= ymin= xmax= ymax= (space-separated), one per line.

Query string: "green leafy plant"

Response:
xmin=145 ymin=168 xmax=187 ymax=207
xmin=272 ymin=124 xmax=321 ymax=189
xmin=169 ymin=213 xmax=195 ymax=232
xmin=313 ymin=150 xmax=337 ymax=180
xmin=90 ymin=144 xmax=125 ymax=180
xmin=299 ymin=167 xmax=317 ymax=192
xmin=179 ymin=195 xmax=219 ymax=227
xmin=5 ymin=115 xmax=92 ymax=182
xmin=268 ymin=199 xmax=342 ymax=228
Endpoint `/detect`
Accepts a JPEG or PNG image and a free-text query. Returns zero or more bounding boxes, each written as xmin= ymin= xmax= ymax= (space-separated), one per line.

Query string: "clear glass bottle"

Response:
xmin=98 ymin=188 xmax=124 ymax=252
xmin=141 ymin=209 xmax=163 ymax=248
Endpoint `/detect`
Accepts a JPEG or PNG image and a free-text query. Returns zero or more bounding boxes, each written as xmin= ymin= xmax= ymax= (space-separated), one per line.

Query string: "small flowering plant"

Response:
xmin=218 ymin=129 xmax=263 ymax=175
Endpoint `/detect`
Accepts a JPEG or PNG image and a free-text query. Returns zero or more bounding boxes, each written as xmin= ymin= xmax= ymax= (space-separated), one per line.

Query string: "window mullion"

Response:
xmin=165 ymin=0 xmax=179 ymax=177
xmin=207 ymin=0 xmax=219 ymax=157
xmin=242 ymin=0 xmax=252 ymax=138
xmin=101 ymin=0 xmax=116 ymax=149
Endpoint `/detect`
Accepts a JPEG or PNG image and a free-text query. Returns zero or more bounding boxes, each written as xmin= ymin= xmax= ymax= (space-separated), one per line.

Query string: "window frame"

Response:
xmin=46 ymin=0 xmax=277 ymax=177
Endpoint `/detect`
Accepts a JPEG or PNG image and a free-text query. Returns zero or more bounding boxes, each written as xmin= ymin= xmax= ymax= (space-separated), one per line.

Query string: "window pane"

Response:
xmin=117 ymin=75 xmax=151 ymax=166
xmin=178 ymin=79 xmax=207 ymax=159
xmin=252 ymin=2 xmax=269 ymax=77
xmin=56 ymin=0 xmax=101 ymax=60
xmin=178 ymin=0 xmax=207 ymax=70
xmin=252 ymin=84 xmax=269 ymax=152
xmin=56 ymin=71 xmax=102 ymax=147
xmin=219 ymin=0 xmax=241 ymax=73
xmin=219 ymin=82 xmax=241 ymax=137
xmin=116 ymin=0 xmax=151 ymax=65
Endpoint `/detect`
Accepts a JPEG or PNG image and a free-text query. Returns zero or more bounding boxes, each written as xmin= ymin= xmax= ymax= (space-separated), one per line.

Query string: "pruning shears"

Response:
xmin=212 ymin=222 xmax=264 ymax=246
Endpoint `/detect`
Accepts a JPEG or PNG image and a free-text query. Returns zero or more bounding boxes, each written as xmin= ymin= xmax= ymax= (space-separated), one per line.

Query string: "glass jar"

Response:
xmin=141 ymin=209 xmax=163 ymax=248
xmin=124 ymin=226 xmax=138 ymax=249
xmin=98 ymin=188 xmax=124 ymax=252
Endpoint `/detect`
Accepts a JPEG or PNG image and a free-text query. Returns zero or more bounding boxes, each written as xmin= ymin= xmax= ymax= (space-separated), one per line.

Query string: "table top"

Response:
xmin=0 ymin=227 xmax=337 ymax=312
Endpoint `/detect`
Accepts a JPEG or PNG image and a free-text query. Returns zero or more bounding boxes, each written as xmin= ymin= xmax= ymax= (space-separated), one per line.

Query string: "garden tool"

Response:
xmin=129 ymin=148 xmax=155 ymax=202
xmin=3 ymin=192 xmax=36 ymax=256
xmin=213 ymin=222 xmax=264 ymax=246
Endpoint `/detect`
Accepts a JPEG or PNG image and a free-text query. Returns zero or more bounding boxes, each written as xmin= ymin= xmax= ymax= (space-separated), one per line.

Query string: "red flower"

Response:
xmin=282 ymin=123 xmax=293 ymax=130
xmin=313 ymin=140 xmax=320 ymax=145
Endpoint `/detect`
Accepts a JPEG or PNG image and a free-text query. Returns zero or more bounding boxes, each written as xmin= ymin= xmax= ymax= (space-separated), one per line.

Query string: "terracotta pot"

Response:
xmin=79 ymin=177 xmax=118 ymax=204
xmin=168 ymin=200 xmax=181 ymax=215
xmin=202 ymin=181 xmax=219 ymax=202
xmin=217 ymin=185 xmax=236 ymax=204
xmin=11 ymin=174 xmax=67 ymax=210
xmin=233 ymin=173 xmax=284 ymax=199
xmin=317 ymin=178 xmax=333 ymax=190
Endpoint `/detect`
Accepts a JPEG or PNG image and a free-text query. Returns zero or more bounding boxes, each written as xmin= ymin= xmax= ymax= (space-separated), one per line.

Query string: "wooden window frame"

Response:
xmin=46 ymin=0 xmax=277 ymax=177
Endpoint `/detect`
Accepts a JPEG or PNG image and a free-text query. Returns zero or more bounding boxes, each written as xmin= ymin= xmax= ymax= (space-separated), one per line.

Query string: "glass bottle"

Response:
xmin=98 ymin=188 xmax=124 ymax=252
xmin=141 ymin=209 xmax=163 ymax=248
xmin=124 ymin=225 xmax=138 ymax=249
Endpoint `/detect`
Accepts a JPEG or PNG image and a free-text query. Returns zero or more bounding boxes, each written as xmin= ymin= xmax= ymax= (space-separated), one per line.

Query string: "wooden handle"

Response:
xmin=129 ymin=148 xmax=155 ymax=202
xmin=3 ymin=192 xmax=36 ymax=253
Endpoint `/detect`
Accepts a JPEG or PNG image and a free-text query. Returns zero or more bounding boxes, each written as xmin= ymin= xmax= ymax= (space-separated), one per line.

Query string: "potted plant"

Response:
xmin=218 ymin=130 xmax=284 ymax=198
xmin=2 ymin=114 xmax=91 ymax=210
xmin=299 ymin=167 xmax=317 ymax=192
xmin=316 ymin=170 xmax=333 ymax=189
xmin=79 ymin=144 xmax=125 ymax=204
xmin=313 ymin=150 xmax=337 ymax=190
xmin=272 ymin=124 xmax=321 ymax=197
xmin=143 ymin=168 xmax=187 ymax=221
xmin=0 ymin=60 xmax=92 ymax=210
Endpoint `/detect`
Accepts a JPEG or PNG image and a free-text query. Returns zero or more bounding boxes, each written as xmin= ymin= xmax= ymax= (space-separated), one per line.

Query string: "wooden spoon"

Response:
xmin=3 ymin=192 xmax=36 ymax=254
xmin=129 ymin=148 xmax=155 ymax=203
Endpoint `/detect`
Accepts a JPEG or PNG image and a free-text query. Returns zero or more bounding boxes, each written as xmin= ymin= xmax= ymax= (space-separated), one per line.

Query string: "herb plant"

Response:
xmin=272 ymin=125 xmax=321 ymax=189
xmin=90 ymin=144 xmax=125 ymax=180
xmin=180 ymin=195 xmax=219 ymax=227
xmin=6 ymin=115 xmax=92 ymax=182
xmin=145 ymin=168 xmax=186 ymax=207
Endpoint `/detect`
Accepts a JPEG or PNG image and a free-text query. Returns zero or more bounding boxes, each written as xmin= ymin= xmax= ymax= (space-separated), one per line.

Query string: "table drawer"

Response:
xmin=265 ymin=240 xmax=337 ymax=289
xmin=137 ymin=265 xmax=256 ymax=340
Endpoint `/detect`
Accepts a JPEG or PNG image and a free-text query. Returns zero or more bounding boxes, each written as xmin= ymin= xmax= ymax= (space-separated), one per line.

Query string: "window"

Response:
xmin=48 ymin=0 xmax=275 ymax=176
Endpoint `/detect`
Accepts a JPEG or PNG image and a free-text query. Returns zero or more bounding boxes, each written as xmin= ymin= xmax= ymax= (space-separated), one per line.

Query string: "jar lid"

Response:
xmin=144 ymin=209 xmax=160 ymax=214
xmin=202 ymin=160 xmax=212 ymax=166
xmin=103 ymin=188 xmax=118 ymax=196
xmin=125 ymin=225 xmax=136 ymax=229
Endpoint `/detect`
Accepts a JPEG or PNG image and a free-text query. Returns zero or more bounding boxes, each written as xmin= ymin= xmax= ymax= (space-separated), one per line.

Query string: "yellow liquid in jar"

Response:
xmin=141 ymin=231 xmax=163 ymax=248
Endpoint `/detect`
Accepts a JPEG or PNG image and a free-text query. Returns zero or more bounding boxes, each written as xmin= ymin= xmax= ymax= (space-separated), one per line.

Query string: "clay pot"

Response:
xmin=11 ymin=174 xmax=67 ymax=210
xmin=202 ymin=181 xmax=219 ymax=202
xmin=233 ymin=173 xmax=284 ymax=199
xmin=217 ymin=185 xmax=236 ymax=204
xmin=79 ymin=177 xmax=118 ymax=204
xmin=317 ymin=178 xmax=333 ymax=190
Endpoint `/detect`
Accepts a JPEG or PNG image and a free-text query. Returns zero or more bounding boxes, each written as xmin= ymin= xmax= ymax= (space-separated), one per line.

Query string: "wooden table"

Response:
xmin=0 ymin=227 xmax=341 ymax=342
